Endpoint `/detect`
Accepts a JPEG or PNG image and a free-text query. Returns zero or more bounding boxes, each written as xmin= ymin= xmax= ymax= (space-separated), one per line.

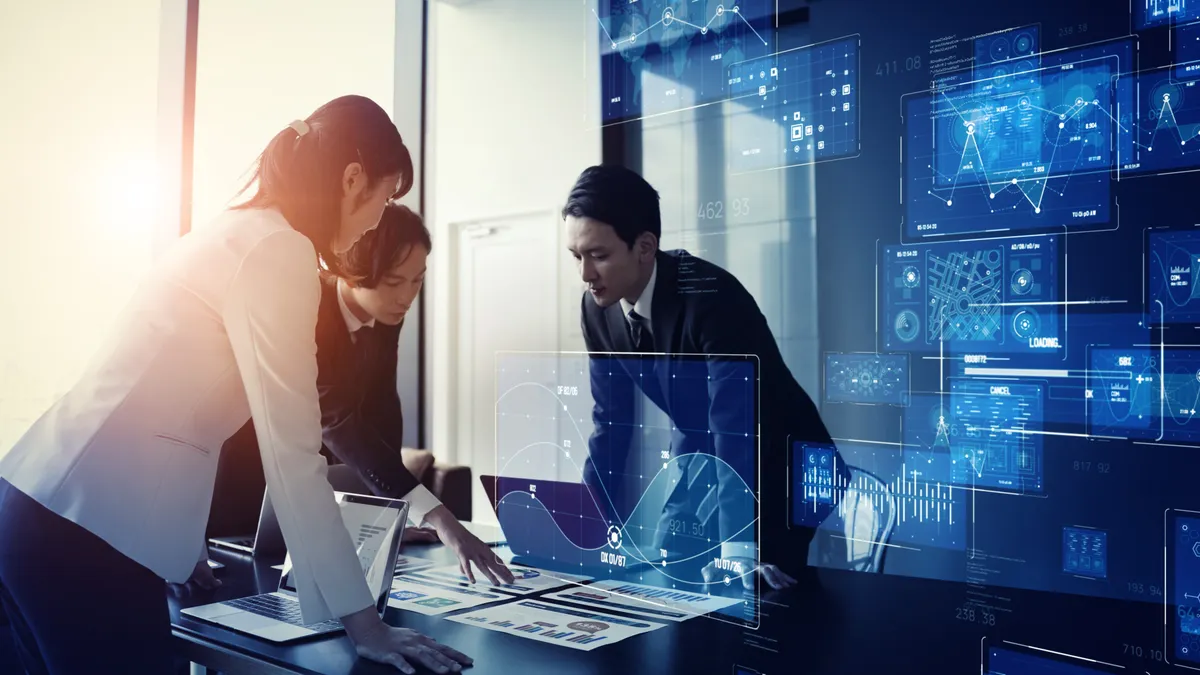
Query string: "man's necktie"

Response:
xmin=627 ymin=310 xmax=654 ymax=353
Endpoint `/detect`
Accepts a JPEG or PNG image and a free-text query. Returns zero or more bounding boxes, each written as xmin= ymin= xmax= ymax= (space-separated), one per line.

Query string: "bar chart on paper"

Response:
xmin=547 ymin=579 xmax=743 ymax=622
xmin=446 ymin=599 xmax=665 ymax=651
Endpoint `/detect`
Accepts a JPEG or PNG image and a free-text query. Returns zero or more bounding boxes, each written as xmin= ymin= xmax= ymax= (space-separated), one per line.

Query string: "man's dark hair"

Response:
xmin=561 ymin=165 xmax=661 ymax=248
xmin=336 ymin=203 xmax=431 ymax=289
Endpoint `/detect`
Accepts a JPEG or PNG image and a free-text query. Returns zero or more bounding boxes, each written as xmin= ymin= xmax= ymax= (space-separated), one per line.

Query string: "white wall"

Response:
xmin=426 ymin=0 xmax=602 ymax=508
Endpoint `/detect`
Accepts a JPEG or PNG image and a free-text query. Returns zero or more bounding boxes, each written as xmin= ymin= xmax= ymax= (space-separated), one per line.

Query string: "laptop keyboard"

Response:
xmin=226 ymin=594 xmax=344 ymax=631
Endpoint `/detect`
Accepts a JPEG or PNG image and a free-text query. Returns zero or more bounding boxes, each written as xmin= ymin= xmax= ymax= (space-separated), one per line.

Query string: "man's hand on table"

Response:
xmin=344 ymin=606 xmax=472 ymax=674
xmin=702 ymin=556 xmax=797 ymax=590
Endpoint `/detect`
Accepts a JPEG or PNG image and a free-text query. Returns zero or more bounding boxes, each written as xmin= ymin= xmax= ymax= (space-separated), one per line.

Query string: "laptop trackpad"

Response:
xmin=183 ymin=603 xmax=241 ymax=620
xmin=221 ymin=612 xmax=314 ymax=642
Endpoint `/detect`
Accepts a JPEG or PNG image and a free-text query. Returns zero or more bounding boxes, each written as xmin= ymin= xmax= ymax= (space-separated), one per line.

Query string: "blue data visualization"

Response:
xmin=1139 ymin=0 xmax=1200 ymax=28
xmin=904 ymin=39 xmax=1135 ymax=239
xmin=726 ymin=36 xmax=860 ymax=171
xmin=986 ymin=643 xmax=1121 ymax=675
xmin=823 ymin=352 xmax=909 ymax=405
xmin=1062 ymin=526 xmax=1108 ymax=579
xmin=1125 ymin=66 xmax=1200 ymax=174
xmin=808 ymin=439 xmax=966 ymax=550
xmin=1177 ymin=21 xmax=1200 ymax=79
xmin=1171 ymin=513 xmax=1200 ymax=666
xmin=973 ymin=27 xmax=1039 ymax=82
xmin=884 ymin=236 xmax=1060 ymax=355
xmin=494 ymin=351 xmax=759 ymax=626
xmin=947 ymin=379 xmax=1044 ymax=494
xmin=596 ymin=0 xmax=775 ymax=122
xmin=1149 ymin=228 xmax=1200 ymax=323
xmin=796 ymin=439 xmax=964 ymax=550
xmin=903 ymin=386 xmax=1044 ymax=496
xmin=1087 ymin=346 xmax=1200 ymax=442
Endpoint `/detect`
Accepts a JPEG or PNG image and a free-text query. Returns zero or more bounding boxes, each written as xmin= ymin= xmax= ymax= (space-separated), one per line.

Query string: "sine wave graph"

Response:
xmin=495 ymin=351 xmax=760 ymax=588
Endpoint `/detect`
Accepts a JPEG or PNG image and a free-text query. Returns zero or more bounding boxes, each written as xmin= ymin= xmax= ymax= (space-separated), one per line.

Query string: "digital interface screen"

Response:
xmin=726 ymin=36 xmax=860 ymax=171
xmin=494 ymin=351 xmax=760 ymax=627
xmin=593 ymin=0 xmax=1200 ymax=671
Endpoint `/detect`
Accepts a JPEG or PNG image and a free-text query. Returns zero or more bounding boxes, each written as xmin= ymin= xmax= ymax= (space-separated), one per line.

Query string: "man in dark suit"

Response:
xmin=564 ymin=165 xmax=845 ymax=589
xmin=206 ymin=204 xmax=512 ymax=587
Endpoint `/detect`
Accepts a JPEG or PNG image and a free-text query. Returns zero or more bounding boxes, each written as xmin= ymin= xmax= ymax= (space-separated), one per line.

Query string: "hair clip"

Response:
xmin=288 ymin=119 xmax=311 ymax=137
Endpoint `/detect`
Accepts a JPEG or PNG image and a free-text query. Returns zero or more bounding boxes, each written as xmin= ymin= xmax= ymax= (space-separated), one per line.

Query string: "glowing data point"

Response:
xmin=947 ymin=200 xmax=953 ymax=206
xmin=1011 ymin=178 xmax=1018 ymax=185
xmin=716 ymin=4 xmax=725 ymax=15
xmin=967 ymin=123 xmax=975 ymax=135
xmin=1035 ymin=207 xmax=1042 ymax=213
xmin=606 ymin=525 xmax=623 ymax=550
xmin=662 ymin=8 xmax=674 ymax=25
xmin=701 ymin=27 xmax=708 ymax=34
xmin=1059 ymin=122 xmax=1065 ymax=129
xmin=989 ymin=193 xmax=996 ymax=199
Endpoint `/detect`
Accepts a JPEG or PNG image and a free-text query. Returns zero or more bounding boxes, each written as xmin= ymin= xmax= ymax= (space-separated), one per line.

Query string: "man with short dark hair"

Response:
xmin=564 ymin=165 xmax=843 ymax=587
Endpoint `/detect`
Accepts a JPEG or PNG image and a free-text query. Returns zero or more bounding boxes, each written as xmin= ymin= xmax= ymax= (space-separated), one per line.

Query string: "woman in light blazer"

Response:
xmin=0 ymin=95 xmax=471 ymax=675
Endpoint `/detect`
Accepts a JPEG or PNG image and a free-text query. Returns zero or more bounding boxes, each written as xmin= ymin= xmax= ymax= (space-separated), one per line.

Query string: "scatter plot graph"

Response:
xmin=1126 ymin=66 xmax=1200 ymax=174
xmin=904 ymin=39 xmax=1135 ymax=238
xmin=596 ymin=0 xmax=775 ymax=122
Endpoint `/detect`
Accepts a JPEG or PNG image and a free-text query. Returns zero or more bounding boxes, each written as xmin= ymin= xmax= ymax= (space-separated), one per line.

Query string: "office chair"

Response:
xmin=810 ymin=465 xmax=897 ymax=573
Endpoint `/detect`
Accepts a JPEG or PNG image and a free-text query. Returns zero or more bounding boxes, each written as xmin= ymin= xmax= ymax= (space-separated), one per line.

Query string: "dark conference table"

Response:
xmin=170 ymin=541 xmax=1165 ymax=675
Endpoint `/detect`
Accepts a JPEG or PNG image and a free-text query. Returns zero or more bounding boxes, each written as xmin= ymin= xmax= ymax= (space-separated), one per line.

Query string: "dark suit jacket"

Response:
xmin=580 ymin=249 xmax=843 ymax=565
xmin=209 ymin=278 xmax=419 ymax=537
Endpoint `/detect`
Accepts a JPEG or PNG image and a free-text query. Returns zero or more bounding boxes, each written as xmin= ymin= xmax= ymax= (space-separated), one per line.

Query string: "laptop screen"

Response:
xmin=278 ymin=493 xmax=408 ymax=615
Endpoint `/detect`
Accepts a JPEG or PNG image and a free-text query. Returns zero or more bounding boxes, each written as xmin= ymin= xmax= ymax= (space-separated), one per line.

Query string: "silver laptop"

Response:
xmin=184 ymin=492 xmax=408 ymax=643
xmin=208 ymin=488 xmax=286 ymax=557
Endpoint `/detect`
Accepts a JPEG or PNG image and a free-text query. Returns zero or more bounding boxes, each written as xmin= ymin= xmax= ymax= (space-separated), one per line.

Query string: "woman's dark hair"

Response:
xmin=232 ymin=95 xmax=414 ymax=276
xmin=561 ymin=164 xmax=661 ymax=248
xmin=336 ymin=203 xmax=431 ymax=289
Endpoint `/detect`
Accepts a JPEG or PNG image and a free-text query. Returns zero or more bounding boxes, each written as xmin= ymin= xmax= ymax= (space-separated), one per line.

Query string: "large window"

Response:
xmin=190 ymin=0 xmax=400 ymax=230
xmin=0 ymin=1 xmax=166 ymax=455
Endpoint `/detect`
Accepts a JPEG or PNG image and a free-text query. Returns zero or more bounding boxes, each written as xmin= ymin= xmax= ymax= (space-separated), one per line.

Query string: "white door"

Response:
xmin=453 ymin=210 xmax=563 ymax=522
